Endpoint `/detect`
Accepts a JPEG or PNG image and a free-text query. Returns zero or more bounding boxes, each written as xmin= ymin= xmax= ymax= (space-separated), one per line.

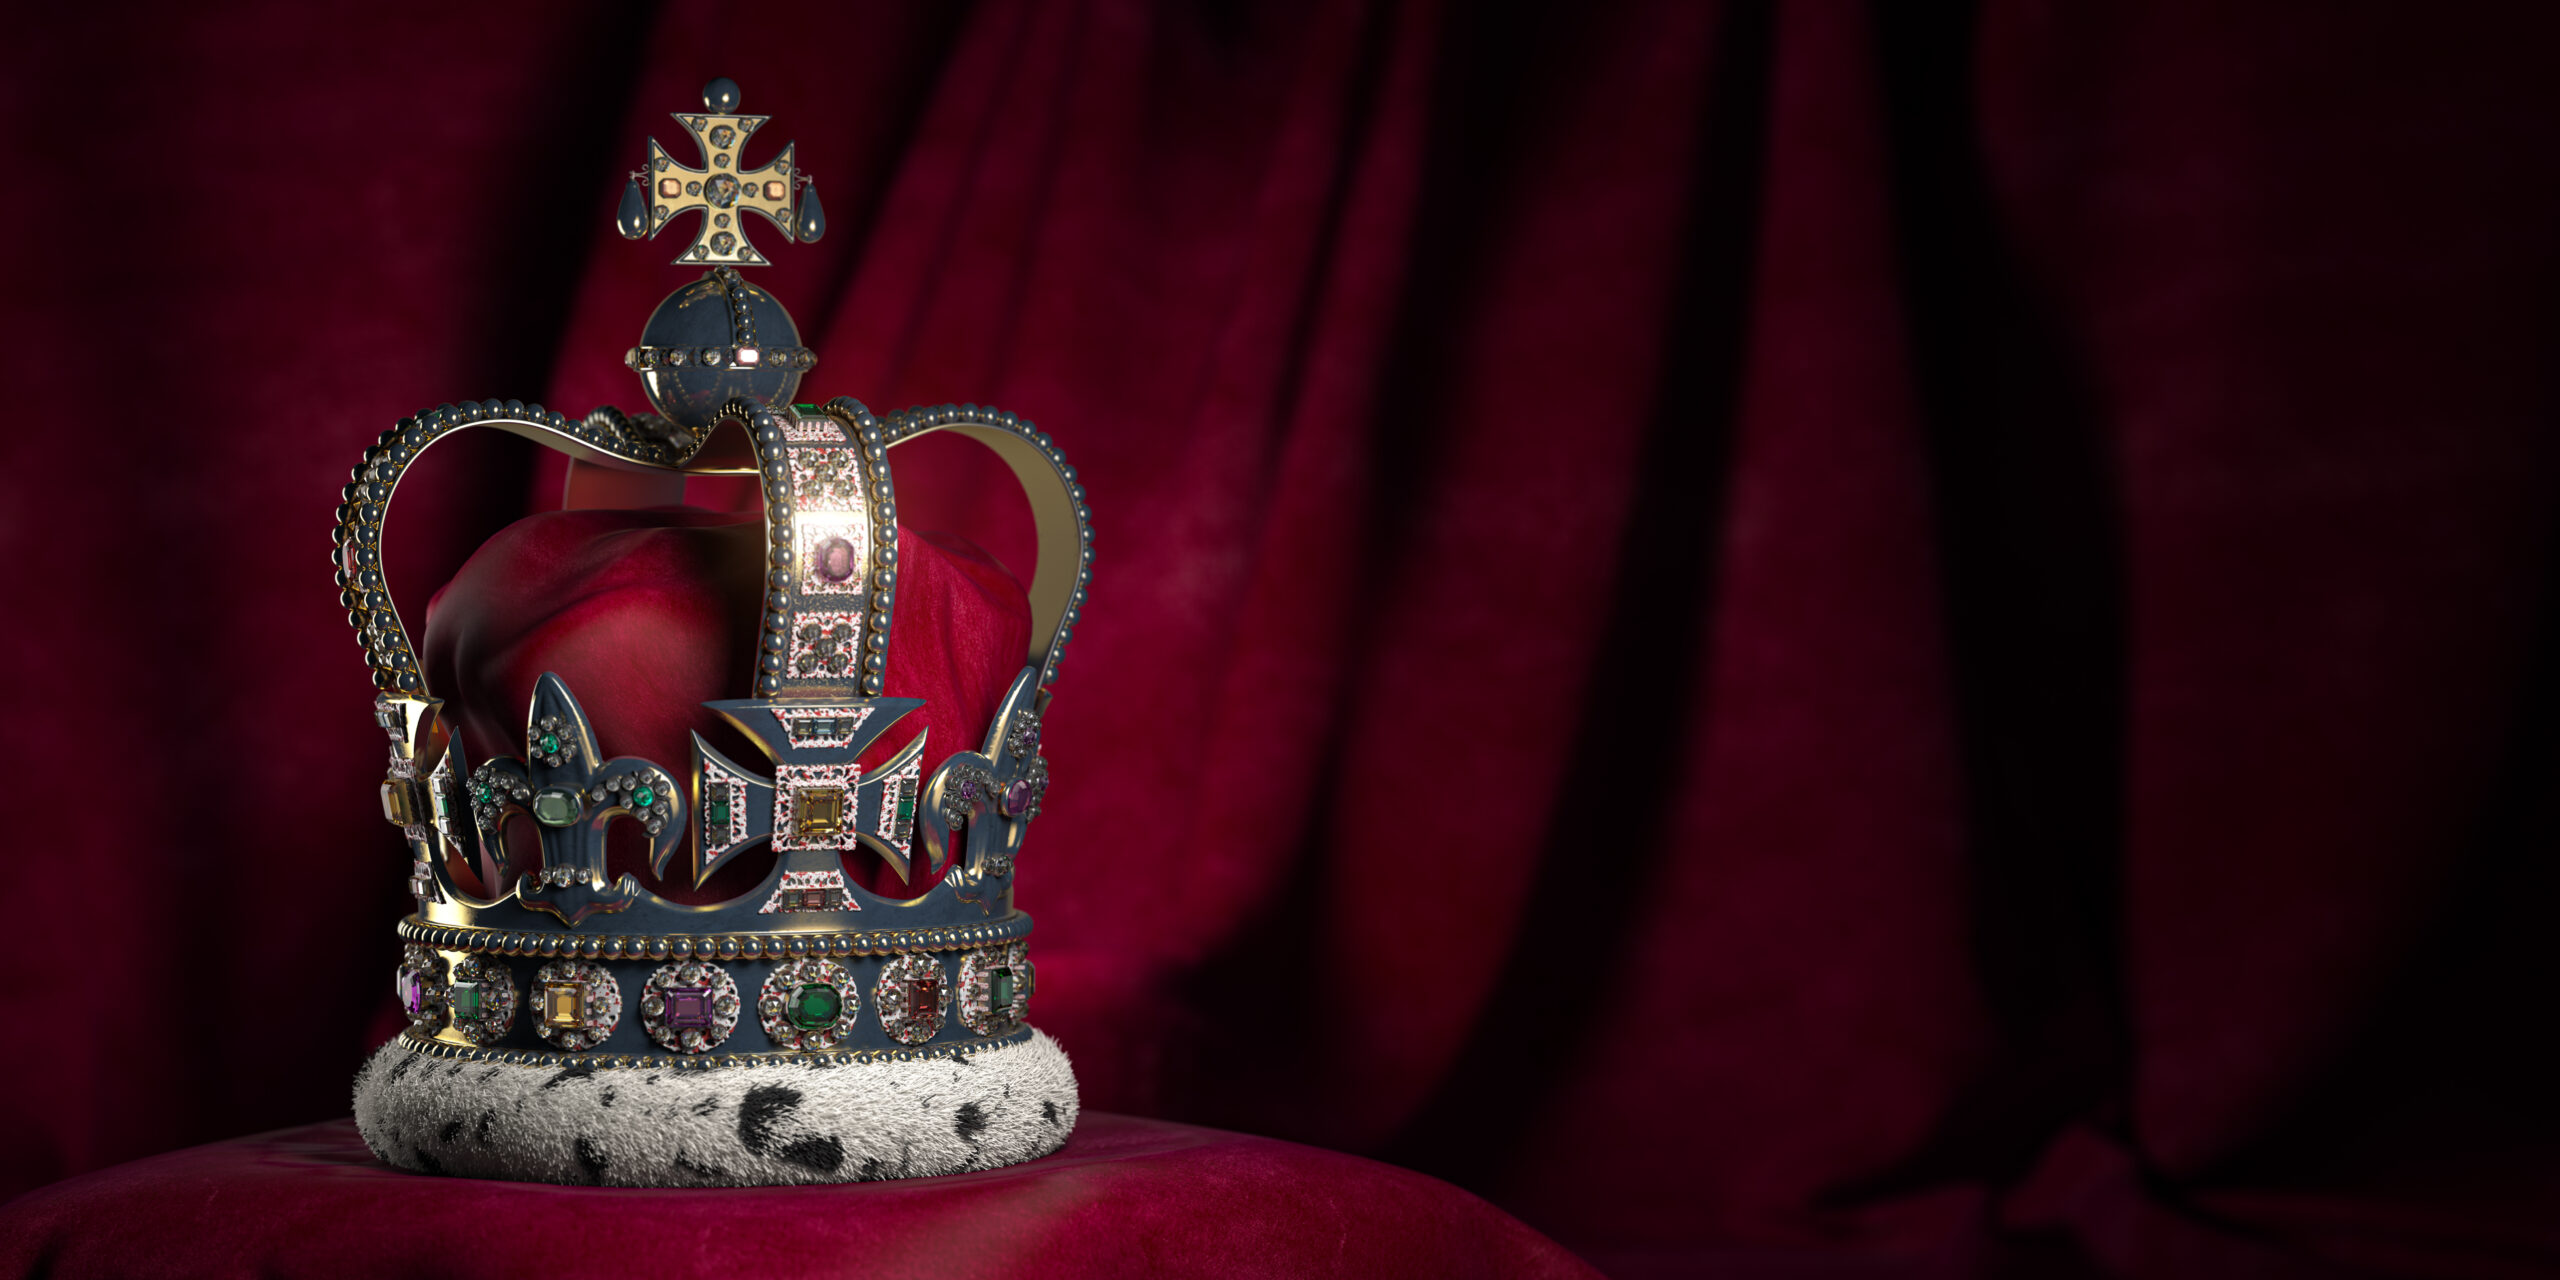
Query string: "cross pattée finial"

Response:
xmin=616 ymin=76 xmax=826 ymax=266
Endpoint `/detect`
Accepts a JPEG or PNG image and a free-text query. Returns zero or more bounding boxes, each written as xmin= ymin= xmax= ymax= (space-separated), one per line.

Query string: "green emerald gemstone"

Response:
xmin=532 ymin=788 xmax=582 ymax=826
xmin=788 ymin=982 xmax=841 ymax=1030
xmin=450 ymin=982 xmax=483 ymax=1019
xmin=633 ymin=785 xmax=656 ymax=809
xmin=990 ymin=968 xmax=1014 ymax=1012
xmin=474 ymin=784 xmax=494 ymax=804
xmin=539 ymin=732 xmax=561 ymax=754
xmin=707 ymin=797 xmax=731 ymax=825
xmin=896 ymin=800 xmax=915 ymax=822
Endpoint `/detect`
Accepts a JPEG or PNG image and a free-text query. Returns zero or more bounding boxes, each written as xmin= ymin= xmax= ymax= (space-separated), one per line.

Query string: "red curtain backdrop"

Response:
xmin=6 ymin=3 xmax=2559 ymax=1276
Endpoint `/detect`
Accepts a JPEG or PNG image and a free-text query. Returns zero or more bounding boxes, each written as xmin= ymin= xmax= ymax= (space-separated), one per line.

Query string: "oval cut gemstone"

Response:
xmin=1004 ymin=779 xmax=1033 ymax=815
xmin=633 ymin=785 xmax=657 ymax=810
xmin=813 ymin=535 xmax=857 ymax=583
xmin=532 ymin=788 xmax=582 ymax=826
xmin=788 ymin=982 xmax=841 ymax=1030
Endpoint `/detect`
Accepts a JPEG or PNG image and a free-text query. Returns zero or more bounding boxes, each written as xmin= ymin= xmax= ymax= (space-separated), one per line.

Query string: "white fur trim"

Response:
xmin=352 ymin=1030 xmax=1078 ymax=1186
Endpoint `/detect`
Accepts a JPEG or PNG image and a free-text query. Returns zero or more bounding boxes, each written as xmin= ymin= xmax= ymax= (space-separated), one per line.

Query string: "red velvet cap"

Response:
xmin=421 ymin=507 xmax=1029 ymax=901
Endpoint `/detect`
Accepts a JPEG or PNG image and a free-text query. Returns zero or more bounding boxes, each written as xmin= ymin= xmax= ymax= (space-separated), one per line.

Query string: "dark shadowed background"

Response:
xmin=5 ymin=3 xmax=2559 ymax=1276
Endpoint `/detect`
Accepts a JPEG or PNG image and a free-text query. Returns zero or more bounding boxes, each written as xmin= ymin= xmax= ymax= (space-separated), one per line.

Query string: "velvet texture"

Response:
xmin=0 ymin=1116 xmax=1597 ymax=1279
xmin=5 ymin=2 xmax=2560 ymax=1277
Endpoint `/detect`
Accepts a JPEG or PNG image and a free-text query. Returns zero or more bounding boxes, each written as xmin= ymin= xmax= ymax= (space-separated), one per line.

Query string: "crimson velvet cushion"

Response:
xmin=0 ymin=1114 xmax=1598 ymax=1279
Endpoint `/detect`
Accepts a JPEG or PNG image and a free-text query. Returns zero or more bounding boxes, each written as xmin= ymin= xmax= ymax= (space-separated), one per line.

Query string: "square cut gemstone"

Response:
xmin=908 ymin=975 xmax=940 ymax=1017
xmin=788 ymin=982 xmax=841 ymax=1030
xmin=799 ymin=889 xmax=828 ymax=910
xmin=796 ymin=787 xmax=847 ymax=838
xmin=450 ymin=982 xmax=483 ymax=1020
xmin=736 ymin=347 xmax=761 ymax=366
xmin=664 ymin=986 xmax=712 ymax=1030
xmin=990 ymin=967 xmax=1014 ymax=1013
xmin=543 ymin=981 xmax=585 ymax=1029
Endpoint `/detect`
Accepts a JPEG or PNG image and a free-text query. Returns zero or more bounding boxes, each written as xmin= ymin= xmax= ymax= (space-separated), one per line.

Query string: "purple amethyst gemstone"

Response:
xmin=1003 ymin=779 xmax=1033 ymax=816
xmin=665 ymin=986 xmax=713 ymax=1030
xmin=397 ymin=970 xmax=429 ymax=1016
xmin=813 ymin=535 xmax=857 ymax=583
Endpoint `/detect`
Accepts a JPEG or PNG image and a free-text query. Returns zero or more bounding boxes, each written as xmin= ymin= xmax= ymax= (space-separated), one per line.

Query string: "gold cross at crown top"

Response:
xmin=616 ymin=77 xmax=825 ymax=266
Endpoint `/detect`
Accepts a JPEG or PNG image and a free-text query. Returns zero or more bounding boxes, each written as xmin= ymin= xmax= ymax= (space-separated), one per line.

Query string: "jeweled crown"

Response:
xmin=336 ymin=78 xmax=1091 ymax=1072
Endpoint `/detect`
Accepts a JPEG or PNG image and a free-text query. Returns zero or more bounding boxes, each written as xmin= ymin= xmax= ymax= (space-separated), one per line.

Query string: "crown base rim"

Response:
xmin=353 ymin=1027 xmax=1078 ymax=1186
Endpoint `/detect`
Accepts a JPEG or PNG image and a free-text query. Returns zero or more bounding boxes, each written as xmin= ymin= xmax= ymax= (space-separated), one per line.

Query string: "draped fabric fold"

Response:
xmin=5 ymin=2 xmax=2558 ymax=1275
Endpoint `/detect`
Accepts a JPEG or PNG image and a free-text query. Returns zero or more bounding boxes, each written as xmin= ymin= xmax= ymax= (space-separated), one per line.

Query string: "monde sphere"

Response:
xmin=625 ymin=267 xmax=815 ymax=431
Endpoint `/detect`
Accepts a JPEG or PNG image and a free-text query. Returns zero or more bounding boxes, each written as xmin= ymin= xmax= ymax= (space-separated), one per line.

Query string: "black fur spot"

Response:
xmin=479 ymin=1067 xmax=501 ymax=1083
xmin=691 ymin=1096 xmax=720 ymax=1116
xmin=859 ymin=1157 xmax=884 ymax=1180
xmin=542 ymin=1062 xmax=598 ymax=1089
xmin=777 ymin=1135 xmax=843 ymax=1173
xmin=1042 ymin=1100 xmax=1060 ymax=1126
xmin=386 ymin=1054 xmax=418 ymax=1082
xmin=737 ymin=1084 xmax=803 ymax=1155
xmin=475 ymin=1110 xmax=494 ymax=1143
xmin=599 ymin=1087 xmax=617 ymax=1108
xmin=439 ymin=1119 xmax=464 ymax=1145
xmin=674 ymin=1153 xmax=733 ymax=1182
xmin=954 ymin=1102 xmax=988 ymax=1143
xmin=446 ymin=1063 xmax=464 ymax=1076
xmin=414 ymin=1148 xmax=445 ymax=1176
xmin=573 ymin=1136 xmax=608 ymax=1184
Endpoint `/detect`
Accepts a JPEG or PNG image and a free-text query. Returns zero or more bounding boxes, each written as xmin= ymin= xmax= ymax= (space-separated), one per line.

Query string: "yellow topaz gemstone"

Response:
xmin=796 ymin=786 xmax=846 ymax=838
xmin=542 ymin=981 xmax=585 ymax=1029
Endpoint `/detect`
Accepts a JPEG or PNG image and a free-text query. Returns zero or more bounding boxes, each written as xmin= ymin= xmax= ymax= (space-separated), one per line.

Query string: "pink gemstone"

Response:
xmin=658 ymin=177 xmax=681 ymax=198
xmin=1004 ymin=780 xmax=1033 ymax=815
xmin=763 ymin=180 xmax=785 ymax=200
xmin=813 ymin=536 xmax=857 ymax=583
xmin=736 ymin=347 xmax=760 ymax=366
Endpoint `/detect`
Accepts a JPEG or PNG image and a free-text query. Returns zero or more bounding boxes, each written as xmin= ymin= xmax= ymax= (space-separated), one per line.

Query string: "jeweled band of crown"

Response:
xmin=336 ymin=78 xmax=1093 ymax=1075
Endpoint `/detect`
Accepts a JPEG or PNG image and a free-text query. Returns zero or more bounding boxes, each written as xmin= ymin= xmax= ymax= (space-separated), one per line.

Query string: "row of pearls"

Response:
xmin=395 ymin=916 xmax=1032 ymax=959
xmin=396 ymin=1023 xmax=1032 ymax=1072
xmin=332 ymin=400 xmax=698 ymax=693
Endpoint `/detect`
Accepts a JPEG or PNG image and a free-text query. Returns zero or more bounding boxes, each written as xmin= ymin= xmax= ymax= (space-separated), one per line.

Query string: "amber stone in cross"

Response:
xmin=644 ymin=106 xmax=800 ymax=266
